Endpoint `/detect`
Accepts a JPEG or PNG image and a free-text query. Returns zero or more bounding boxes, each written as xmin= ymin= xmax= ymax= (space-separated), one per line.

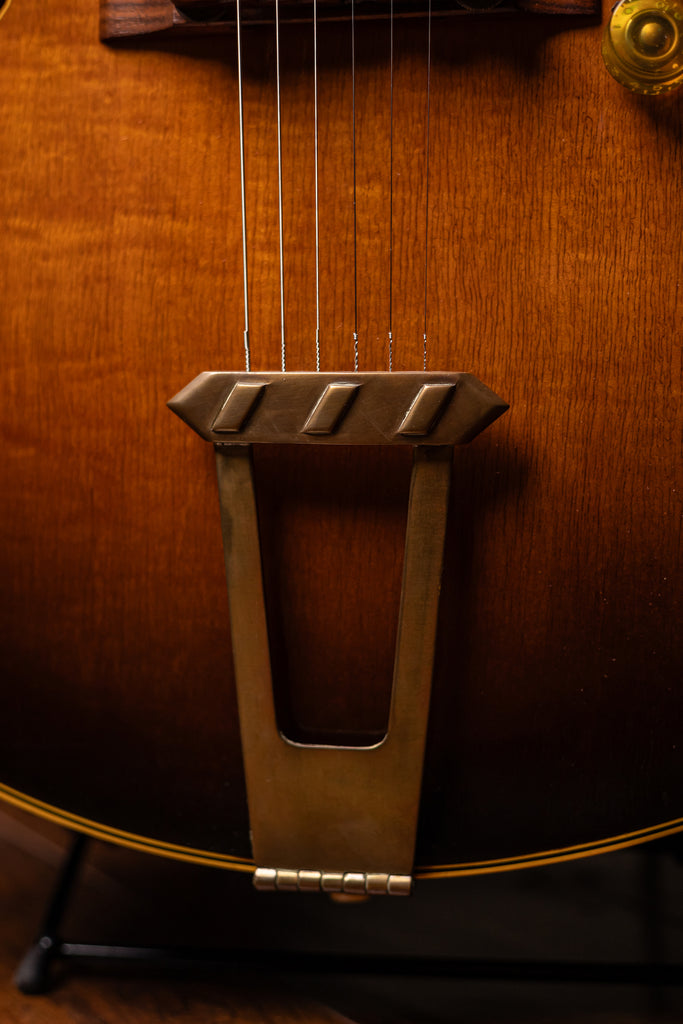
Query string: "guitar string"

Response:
xmin=423 ymin=0 xmax=432 ymax=372
xmin=388 ymin=0 xmax=394 ymax=372
xmin=275 ymin=0 xmax=286 ymax=371
xmin=314 ymin=0 xmax=321 ymax=371
xmin=236 ymin=0 xmax=250 ymax=372
xmin=351 ymin=0 xmax=359 ymax=372
xmin=238 ymin=3 xmax=423 ymax=376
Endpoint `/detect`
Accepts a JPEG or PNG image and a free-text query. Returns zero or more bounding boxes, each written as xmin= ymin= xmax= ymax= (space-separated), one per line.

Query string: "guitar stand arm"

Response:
xmin=14 ymin=832 xmax=89 ymax=994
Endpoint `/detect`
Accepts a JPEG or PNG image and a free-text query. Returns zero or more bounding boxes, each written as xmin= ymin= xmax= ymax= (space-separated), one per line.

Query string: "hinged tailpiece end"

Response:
xmin=253 ymin=868 xmax=413 ymax=896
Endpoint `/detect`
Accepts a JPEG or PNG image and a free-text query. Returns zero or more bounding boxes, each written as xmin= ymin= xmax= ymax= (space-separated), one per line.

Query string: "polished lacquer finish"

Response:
xmin=0 ymin=0 xmax=681 ymax=874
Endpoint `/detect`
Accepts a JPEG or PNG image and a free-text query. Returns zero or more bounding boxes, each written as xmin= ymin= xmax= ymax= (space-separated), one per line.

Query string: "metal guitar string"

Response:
xmin=275 ymin=0 xmax=286 ymax=371
xmin=236 ymin=0 xmax=250 ymax=371
xmin=314 ymin=0 xmax=321 ymax=371
xmin=352 ymin=0 xmax=359 ymax=372
xmin=423 ymin=0 xmax=432 ymax=371
xmin=388 ymin=0 xmax=394 ymax=372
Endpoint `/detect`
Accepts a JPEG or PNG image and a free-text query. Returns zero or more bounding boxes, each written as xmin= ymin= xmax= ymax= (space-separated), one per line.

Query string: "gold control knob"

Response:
xmin=603 ymin=0 xmax=683 ymax=94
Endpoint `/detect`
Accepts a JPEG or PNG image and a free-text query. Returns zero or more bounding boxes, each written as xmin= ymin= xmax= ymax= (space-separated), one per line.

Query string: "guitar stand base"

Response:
xmin=14 ymin=831 xmax=683 ymax=995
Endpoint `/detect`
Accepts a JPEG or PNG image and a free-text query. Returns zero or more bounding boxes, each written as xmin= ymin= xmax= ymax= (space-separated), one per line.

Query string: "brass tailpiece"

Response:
xmin=169 ymin=371 xmax=507 ymax=892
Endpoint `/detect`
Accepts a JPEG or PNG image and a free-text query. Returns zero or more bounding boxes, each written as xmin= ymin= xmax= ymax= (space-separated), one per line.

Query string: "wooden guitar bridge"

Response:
xmin=101 ymin=0 xmax=599 ymax=39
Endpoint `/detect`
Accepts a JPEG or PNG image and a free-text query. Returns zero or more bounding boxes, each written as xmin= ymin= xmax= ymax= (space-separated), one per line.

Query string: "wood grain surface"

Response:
xmin=0 ymin=0 xmax=681 ymax=871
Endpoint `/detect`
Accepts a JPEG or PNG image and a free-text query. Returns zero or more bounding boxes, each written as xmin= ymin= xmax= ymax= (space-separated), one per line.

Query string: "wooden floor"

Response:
xmin=1 ymin=805 xmax=682 ymax=1023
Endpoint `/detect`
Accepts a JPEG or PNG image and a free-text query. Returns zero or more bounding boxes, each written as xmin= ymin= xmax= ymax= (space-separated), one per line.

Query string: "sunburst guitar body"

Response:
xmin=0 ymin=0 xmax=681 ymax=882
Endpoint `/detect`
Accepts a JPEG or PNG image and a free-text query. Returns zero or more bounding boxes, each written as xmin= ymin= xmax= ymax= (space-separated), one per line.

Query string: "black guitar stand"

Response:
xmin=14 ymin=830 xmax=683 ymax=995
